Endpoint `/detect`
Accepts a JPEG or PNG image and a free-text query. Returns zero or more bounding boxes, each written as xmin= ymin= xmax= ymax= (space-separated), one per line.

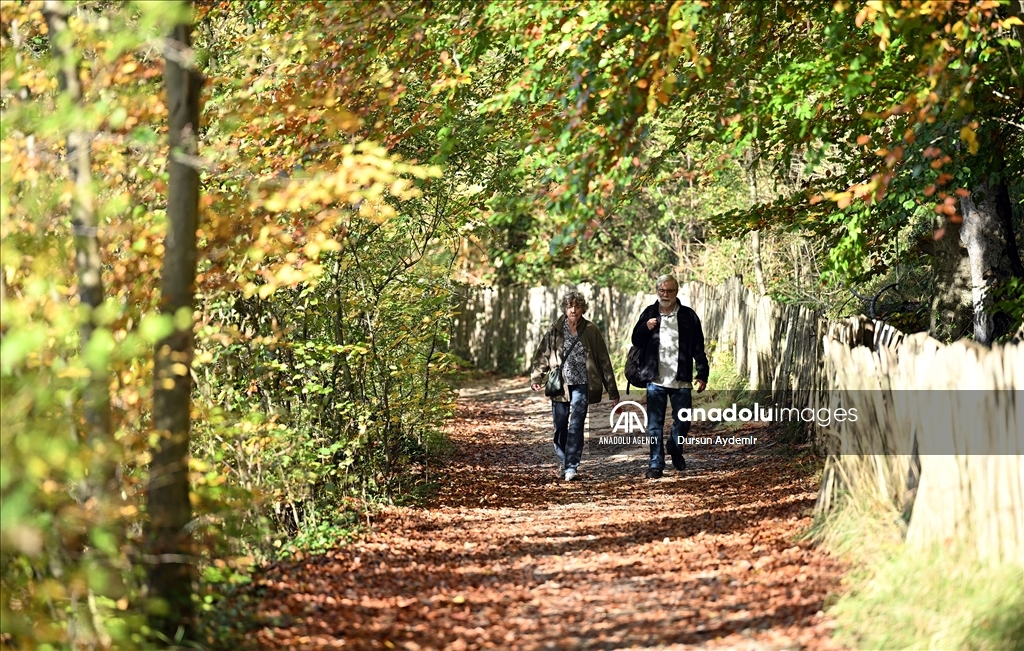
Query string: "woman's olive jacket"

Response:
xmin=530 ymin=315 xmax=620 ymax=403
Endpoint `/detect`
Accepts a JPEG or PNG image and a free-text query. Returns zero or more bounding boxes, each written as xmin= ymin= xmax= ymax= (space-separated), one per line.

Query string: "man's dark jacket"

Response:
xmin=630 ymin=299 xmax=710 ymax=385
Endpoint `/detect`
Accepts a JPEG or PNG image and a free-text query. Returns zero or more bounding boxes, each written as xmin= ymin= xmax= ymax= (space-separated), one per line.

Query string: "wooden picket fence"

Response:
xmin=819 ymin=330 xmax=1023 ymax=565
xmin=449 ymin=282 xmax=650 ymax=374
xmin=450 ymin=276 xmax=831 ymax=393
xmin=451 ymin=279 xmax=1023 ymax=564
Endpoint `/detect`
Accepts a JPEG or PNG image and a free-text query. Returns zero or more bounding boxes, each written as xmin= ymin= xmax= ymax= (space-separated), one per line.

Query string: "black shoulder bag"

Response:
xmin=624 ymin=312 xmax=659 ymax=394
xmin=624 ymin=343 xmax=646 ymax=394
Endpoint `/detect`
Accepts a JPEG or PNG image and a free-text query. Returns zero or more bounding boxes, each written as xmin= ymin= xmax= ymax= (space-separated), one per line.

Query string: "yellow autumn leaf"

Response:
xmin=57 ymin=366 xmax=92 ymax=379
xmin=263 ymin=195 xmax=285 ymax=213
xmin=833 ymin=192 xmax=853 ymax=209
xmin=959 ymin=125 xmax=978 ymax=155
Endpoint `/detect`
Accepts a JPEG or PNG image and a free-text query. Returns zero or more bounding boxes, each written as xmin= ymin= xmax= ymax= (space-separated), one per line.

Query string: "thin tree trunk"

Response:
xmin=750 ymin=230 xmax=766 ymax=295
xmin=146 ymin=1 xmax=203 ymax=638
xmin=43 ymin=0 xmax=114 ymax=491
xmin=959 ymin=179 xmax=1024 ymax=345
xmin=686 ymin=153 xmax=694 ymax=268
xmin=746 ymin=151 xmax=767 ymax=295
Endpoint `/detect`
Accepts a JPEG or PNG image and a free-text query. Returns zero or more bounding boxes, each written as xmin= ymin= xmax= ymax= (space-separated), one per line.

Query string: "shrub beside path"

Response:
xmin=246 ymin=376 xmax=845 ymax=650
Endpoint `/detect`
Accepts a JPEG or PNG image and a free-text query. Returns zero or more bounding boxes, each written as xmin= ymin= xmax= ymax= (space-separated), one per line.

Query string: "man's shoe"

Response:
xmin=564 ymin=468 xmax=578 ymax=481
xmin=670 ymin=452 xmax=686 ymax=471
xmin=645 ymin=468 xmax=663 ymax=479
xmin=557 ymin=463 xmax=566 ymax=480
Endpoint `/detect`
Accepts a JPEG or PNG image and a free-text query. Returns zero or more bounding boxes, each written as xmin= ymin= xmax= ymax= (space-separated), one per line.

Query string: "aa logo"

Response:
xmin=609 ymin=401 xmax=648 ymax=434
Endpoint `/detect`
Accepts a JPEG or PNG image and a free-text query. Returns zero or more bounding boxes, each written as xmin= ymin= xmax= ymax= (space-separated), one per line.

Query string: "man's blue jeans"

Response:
xmin=646 ymin=383 xmax=692 ymax=470
xmin=552 ymin=384 xmax=588 ymax=471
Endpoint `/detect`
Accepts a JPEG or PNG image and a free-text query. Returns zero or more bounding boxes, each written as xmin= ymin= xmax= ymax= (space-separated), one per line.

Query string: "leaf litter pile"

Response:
xmin=245 ymin=377 xmax=845 ymax=649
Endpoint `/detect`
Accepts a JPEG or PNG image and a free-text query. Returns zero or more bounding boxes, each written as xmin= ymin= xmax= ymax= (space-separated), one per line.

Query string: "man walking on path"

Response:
xmin=631 ymin=274 xmax=710 ymax=479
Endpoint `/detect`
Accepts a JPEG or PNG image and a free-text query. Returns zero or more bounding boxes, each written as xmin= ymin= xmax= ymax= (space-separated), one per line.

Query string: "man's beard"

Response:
xmin=659 ymin=297 xmax=674 ymax=310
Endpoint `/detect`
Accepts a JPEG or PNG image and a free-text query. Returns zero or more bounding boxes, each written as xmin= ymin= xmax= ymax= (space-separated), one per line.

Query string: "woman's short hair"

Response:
xmin=561 ymin=290 xmax=588 ymax=314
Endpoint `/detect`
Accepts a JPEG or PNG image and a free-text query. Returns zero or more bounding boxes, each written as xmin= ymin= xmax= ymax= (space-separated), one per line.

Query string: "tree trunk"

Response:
xmin=959 ymin=179 xmax=1024 ymax=345
xmin=146 ymin=2 xmax=203 ymax=639
xmin=43 ymin=0 xmax=114 ymax=492
xmin=686 ymin=153 xmax=695 ymax=268
xmin=750 ymin=230 xmax=766 ymax=295
xmin=929 ymin=213 xmax=973 ymax=342
xmin=746 ymin=150 xmax=766 ymax=295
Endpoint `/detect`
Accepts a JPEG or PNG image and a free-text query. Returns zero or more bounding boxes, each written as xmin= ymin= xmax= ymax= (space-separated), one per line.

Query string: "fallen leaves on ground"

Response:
xmin=240 ymin=376 xmax=846 ymax=650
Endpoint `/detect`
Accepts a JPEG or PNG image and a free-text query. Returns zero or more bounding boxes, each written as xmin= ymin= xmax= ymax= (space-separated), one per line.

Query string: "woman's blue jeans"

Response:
xmin=552 ymin=384 xmax=588 ymax=471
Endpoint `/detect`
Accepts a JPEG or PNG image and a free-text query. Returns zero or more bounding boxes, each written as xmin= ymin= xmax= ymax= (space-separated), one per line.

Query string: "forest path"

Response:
xmin=249 ymin=375 xmax=845 ymax=650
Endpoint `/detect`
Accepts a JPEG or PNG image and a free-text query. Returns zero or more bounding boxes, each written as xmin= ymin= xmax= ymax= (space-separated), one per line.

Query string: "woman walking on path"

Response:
xmin=530 ymin=291 xmax=619 ymax=481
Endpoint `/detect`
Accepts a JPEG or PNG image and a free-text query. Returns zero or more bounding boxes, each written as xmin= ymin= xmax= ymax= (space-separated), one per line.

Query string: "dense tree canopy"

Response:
xmin=1 ymin=0 xmax=1021 ymax=646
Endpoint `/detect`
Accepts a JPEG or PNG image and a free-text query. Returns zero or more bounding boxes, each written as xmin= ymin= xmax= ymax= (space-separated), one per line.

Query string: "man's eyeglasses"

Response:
xmin=657 ymin=287 xmax=678 ymax=295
